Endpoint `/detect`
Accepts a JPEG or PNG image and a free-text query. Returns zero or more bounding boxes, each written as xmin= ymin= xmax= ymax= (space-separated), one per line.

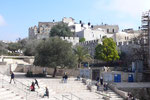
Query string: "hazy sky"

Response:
xmin=0 ymin=0 xmax=150 ymax=41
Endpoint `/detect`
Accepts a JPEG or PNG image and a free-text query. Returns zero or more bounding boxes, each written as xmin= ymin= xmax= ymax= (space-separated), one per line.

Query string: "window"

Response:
xmin=127 ymin=37 xmax=129 ymax=40
xmin=113 ymin=29 xmax=115 ymax=33
xmin=107 ymin=29 xmax=109 ymax=33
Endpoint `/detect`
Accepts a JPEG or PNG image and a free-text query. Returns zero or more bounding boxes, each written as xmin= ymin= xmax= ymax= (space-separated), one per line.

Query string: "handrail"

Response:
xmin=62 ymin=95 xmax=71 ymax=100
xmin=1 ymin=78 xmax=29 ymax=100
xmin=70 ymin=93 xmax=83 ymax=100
xmin=53 ymin=96 xmax=60 ymax=100
xmin=0 ymin=72 xmax=29 ymax=92
xmin=0 ymin=72 xmax=40 ymax=100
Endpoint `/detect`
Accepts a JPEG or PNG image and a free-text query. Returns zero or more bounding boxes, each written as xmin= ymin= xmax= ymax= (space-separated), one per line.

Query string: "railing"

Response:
xmin=53 ymin=96 xmax=60 ymax=100
xmin=0 ymin=72 xmax=40 ymax=100
xmin=62 ymin=93 xmax=83 ymax=100
xmin=62 ymin=95 xmax=71 ymax=100
xmin=70 ymin=93 xmax=83 ymax=100
xmin=1 ymin=78 xmax=29 ymax=100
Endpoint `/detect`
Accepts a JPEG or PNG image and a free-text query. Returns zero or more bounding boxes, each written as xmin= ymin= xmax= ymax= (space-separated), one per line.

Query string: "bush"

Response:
xmin=25 ymin=71 xmax=46 ymax=77
xmin=26 ymin=71 xmax=33 ymax=77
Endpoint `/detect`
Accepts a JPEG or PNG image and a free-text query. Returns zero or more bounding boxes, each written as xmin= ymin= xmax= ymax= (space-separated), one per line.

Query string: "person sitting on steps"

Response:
xmin=30 ymin=81 xmax=35 ymax=91
xmin=42 ymin=87 xmax=49 ymax=98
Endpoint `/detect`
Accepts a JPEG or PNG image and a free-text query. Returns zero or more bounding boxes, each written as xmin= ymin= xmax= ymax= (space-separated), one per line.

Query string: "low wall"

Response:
xmin=0 ymin=62 xmax=6 ymax=65
xmin=15 ymin=65 xmax=80 ymax=76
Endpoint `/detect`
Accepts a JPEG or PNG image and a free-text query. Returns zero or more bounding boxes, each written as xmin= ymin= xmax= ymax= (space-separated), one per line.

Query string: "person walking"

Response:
xmin=35 ymin=79 xmax=40 ymax=88
xmin=63 ymin=72 xmax=68 ymax=83
xmin=43 ymin=87 xmax=49 ymax=98
xmin=10 ymin=71 xmax=15 ymax=84
xmin=100 ymin=76 xmax=103 ymax=85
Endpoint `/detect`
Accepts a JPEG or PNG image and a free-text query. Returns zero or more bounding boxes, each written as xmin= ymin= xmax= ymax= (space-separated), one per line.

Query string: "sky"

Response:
xmin=0 ymin=0 xmax=150 ymax=41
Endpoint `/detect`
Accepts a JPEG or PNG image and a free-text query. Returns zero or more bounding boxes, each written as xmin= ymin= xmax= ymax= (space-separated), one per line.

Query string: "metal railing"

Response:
xmin=0 ymin=72 xmax=40 ymax=100
xmin=1 ymin=78 xmax=29 ymax=100
xmin=62 ymin=95 xmax=71 ymax=100
xmin=62 ymin=93 xmax=83 ymax=100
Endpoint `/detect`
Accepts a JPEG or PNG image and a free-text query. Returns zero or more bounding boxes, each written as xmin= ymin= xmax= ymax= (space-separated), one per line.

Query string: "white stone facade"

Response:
xmin=76 ymin=28 xmax=114 ymax=41
xmin=60 ymin=37 xmax=79 ymax=46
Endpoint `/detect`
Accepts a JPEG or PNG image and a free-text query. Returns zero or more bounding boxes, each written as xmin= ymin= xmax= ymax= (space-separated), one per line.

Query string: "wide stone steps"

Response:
xmin=0 ymin=87 xmax=25 ymax=100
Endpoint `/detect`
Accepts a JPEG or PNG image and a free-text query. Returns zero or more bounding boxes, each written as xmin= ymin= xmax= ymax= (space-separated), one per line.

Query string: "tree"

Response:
xmin=95 ymin=38 xmax=119 ymax=64
xmin=74 ymin=46 xmax=91 ymax=68
xmin=18 ymin=38 xmax=28 ymax=50
xmin=23 ymin=39 xmax=40 ymax=56
xmin=50 ymin=22 xmax=74 ymax=37
xmin=34 ymin=37 xmax=77 ymax=77
xmin=0 ymin=41 xmax=7 ymax=55
xmin=79 ymin=38 xmax=85 ymax=42
xmin=7 ymin=42 xmax=20 ymax=53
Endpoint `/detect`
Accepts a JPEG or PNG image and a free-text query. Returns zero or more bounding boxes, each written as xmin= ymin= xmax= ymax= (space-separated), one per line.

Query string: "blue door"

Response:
xmin=128 ymin=74 xmax=134 ymax=82
xmin=114 ymin=74 xmax=121 ymax=82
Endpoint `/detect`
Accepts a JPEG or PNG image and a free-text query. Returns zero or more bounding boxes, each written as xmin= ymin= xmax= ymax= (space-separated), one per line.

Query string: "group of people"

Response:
xmin=30 ymin=79 xmax=40 ymax=91
xmin=96 ymin=76 xmax=108 ymax=91
xmin=9 ymin=71 xmax=49 ymax=98
xmin=30 ymin=79 xmax=49 ymax=98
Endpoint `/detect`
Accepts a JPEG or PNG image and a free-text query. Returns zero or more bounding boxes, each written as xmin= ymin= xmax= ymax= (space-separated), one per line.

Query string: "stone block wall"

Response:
xmin=15 ymin=65 xmax=80 ymax=76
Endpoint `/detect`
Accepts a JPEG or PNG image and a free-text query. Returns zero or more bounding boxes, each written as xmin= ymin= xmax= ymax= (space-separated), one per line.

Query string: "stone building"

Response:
xmin=93 ymin=24 xmax=119 ymax=34
xmin=60 ymin=37 xmax=79 ymax=46
xmin=28 ymin=17 xmax=119 ymax=41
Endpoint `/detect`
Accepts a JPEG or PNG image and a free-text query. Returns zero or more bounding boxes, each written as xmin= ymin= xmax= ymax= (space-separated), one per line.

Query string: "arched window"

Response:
xmin=113 ymin=29 xmax=115 ymax=33
xmin=107 ymin=29 xmax=109 ymax=33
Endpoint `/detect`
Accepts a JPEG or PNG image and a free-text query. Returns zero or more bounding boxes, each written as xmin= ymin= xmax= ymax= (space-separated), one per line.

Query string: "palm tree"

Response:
xmin=74 ymin=46 xmax=92 ymax=68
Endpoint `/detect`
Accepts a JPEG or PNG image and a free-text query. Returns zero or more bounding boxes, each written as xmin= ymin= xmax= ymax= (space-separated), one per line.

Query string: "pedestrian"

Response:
xmin=127 ymin=92 xmax=132 ymax=100
xmin=42 ymin=87 xmax=49 ymax=98
xmin=96 ymin=81 xmax=100 ymax=91
xmin=77 ymin=75 xmax=80 ymax=81
xmin=10 ymin=71 xmax=15 ymax=84
xmin=96 ymin=77 xmax=100 ymax=82
xmin=30 ymin=82 xmax=35 ymax=91
xmin=63 ymin=72 xmax=68 ymax=83
xmin=100 ymin=76 xmax=103 ymax=85
xmin=35 ymin=79 xmax=40 ymax=88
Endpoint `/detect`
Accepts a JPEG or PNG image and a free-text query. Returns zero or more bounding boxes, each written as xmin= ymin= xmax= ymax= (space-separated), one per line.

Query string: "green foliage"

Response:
xmin=50 ymin=22 xmax=74 ymax=37
xmin=18 ymin=38 xmax=27 ymax=50
xmin=74 ymin=46 xmax=91 ymax=67
xmin=95 ymin=38 xmax=119 ymax=62
xmin=79 ymin=38 xmax=85 ymax=42
xmin=23 ymin=39 xmax=40 ymax=56
xmin=7 ymin=42 xmax=21 ymax=53
xmin=0 ymin=41 xmax=8 ymax=55
xmin=26 ymin=71 xmax=46 ymax=77
xmin=34 ymin=37 xmax=77 ymax=68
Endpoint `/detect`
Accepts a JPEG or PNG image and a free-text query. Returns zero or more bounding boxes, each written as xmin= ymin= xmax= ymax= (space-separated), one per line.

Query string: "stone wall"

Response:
xmin=15 ymin=65 xmax=80 ymax=76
